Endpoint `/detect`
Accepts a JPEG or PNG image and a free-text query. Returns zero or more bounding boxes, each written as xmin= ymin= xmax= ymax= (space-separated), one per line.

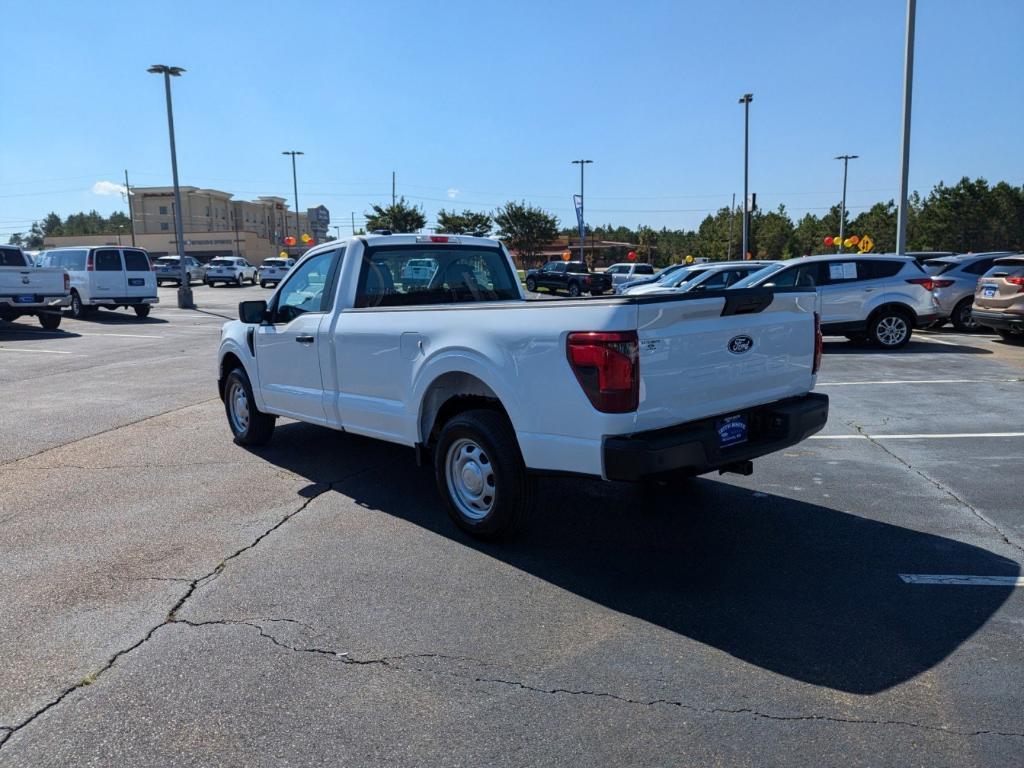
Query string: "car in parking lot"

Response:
xmin=205 ymin=257 xmax=258 ymax=287
xmin=623 ymin=261 xmax=776 ymax=296
xmin=524 ymin=260 xmax=612 ymax=296
xmin=0 ymin=244 xmax=70 ymax=329
xmin=399 ymin=257 xmax=438 ymax=288
xmin=35 ymin=246 xmax=158 ymax=318
xmin=155 ymin=255 xmax=207 ymax=286
xmin=971 ymin=256 xmax=1024 ymax=342
xmin=603 ymin=262 xmax=656 ymax=290
xmin=615 ymin=262 xmax=689 ymax=293
xmin=731 ymin=253 xmax=940 ymax=348
xmin=258 ymin=257 xmax=296 ymax=288
xmin=924 ymin=252 xmax=1016 ymax=330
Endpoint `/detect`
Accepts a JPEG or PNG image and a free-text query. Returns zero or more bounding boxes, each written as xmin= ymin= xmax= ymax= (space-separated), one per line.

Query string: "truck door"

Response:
xmin=255 ymin=248 xmax=342 ymax=423
xmin=93 ymin=249 xmax=127 ymax=299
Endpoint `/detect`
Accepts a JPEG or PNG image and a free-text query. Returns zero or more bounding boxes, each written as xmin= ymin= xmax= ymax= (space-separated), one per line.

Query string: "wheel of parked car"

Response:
xmin=433 ymin=409 xmax=535 ymax=540
xmin=260 ymin=281 xmax=268 ymax=289
xmin=134 ymin=305 xmax=151 ymax=318
xmin=223 ymin=367 xmax=276 ymax=446
xmin=568 ymin=282 xmax=582 ymax=297
xmin=70 ymin=291 xmax=90 ymax=319
xmin=951 ymin=298 xmax=979 ymax=332
xmin=235 ymin=274 xmax=243 ymax=287
xmin=868 ymin=309 xmax=912 ymax=349
xmin=525 ymin=277 xmax=537 ymax=292
xmin=38 ymin=312 xmax=61 ymax=330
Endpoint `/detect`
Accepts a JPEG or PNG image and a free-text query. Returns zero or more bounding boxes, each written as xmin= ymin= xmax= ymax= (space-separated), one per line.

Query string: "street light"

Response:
xmin=282 ymin=151 xmax=304 ymax=248
xmin=738 ymin=93 xmax=753 ymax=260
xmin=148 ymin=64 xmax=193 ymax=308
xmin=896 ymin=0 xmax=916 ymax=255
xmin=835 ymin=154 xmax=859 ymax=252
xmin=570 ymin=159 xmax=593 ymax=263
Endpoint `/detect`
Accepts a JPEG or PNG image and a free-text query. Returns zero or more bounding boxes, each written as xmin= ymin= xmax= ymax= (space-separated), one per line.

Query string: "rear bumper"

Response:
xmin=971 ymin=310 xmax=1024 ymax=331
xmin=90 ymin=296 xmax=159 ymax=305
xmin=0 ymin=294 xmax=71 ymax=310
xmin=914 ymin=312 xmax=942 ymax=327
xmin=603 ymin=393 xmax=829 ymax=482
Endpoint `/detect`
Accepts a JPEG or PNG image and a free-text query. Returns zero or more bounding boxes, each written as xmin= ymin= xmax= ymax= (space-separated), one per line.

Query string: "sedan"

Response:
xmin=155 ymin=255 xmax=207 ymax=286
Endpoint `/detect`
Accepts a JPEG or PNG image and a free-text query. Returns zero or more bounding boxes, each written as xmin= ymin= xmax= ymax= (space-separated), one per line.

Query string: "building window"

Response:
xmin=160 ymin=222 xmax=169 ymax=231
xmin=159 ymin=205 xmax=168 ymax=215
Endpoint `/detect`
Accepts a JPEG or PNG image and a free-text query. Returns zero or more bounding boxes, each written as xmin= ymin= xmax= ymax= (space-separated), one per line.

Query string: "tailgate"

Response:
xmin=633 ymin=288 xmax=818 ymax=432
xmin=0 ymin=268 xmax=65 ymax=295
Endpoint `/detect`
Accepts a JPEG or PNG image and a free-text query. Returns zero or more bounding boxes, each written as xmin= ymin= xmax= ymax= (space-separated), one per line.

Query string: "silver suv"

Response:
xmin=924 ymin=252 xmax=1015 ymax=331
xmin=732 ymin=253 xmax=941 ymax=349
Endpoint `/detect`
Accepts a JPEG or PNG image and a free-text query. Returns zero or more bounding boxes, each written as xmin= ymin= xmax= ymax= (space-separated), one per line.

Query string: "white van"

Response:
xmin=36 ymin=247 xmax=158 ymax=319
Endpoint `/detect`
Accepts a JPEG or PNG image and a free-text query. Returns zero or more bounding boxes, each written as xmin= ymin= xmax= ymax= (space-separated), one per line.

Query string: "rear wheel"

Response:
xmin=951 ymin=298 xmax=980 ymax=332
xmin=38 ymin=312 xmax=61 ymax=330
xmin=133 ymin=305 xmax=151 ymax=318
xmin=235 ymin=274 xmax=243 ymax=287
xmin=868 ymin=309 xmax=912 ymax=349
xmin=433 ymin=409 xmax=535 ymax=539
xmin=568 ymin=282 xmax=582 ymax=297
xmin=260 ymin=281 xmax=268 ymax=288
xmin=70 ymin=291 xmax=90 ymax=319
xmin=525 ymin=277 xmax=537 ymax=292
xmin=223 ymin=368 xmax=276 ymax=446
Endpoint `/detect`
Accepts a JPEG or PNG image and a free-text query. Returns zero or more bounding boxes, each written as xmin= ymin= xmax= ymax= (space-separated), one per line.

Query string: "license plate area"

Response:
xmin=128 ymin=278 xmax=145 ymax=286
xmin=716 ymin=413 xmax=748 ymax=448
xmin=15 ymin=294 xmax=35 ymax=303
xmin=983 ymin=286 xmax=997 ymax=298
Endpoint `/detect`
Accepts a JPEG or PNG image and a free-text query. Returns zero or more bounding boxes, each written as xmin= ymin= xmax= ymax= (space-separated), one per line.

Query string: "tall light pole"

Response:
xmin=148 ymin=64 xmax=192 ymax=308
xmin=835 ymin=154 xmax=859 ymax=252
xmin=738 ymin=93 xmax=753 ymax=260
xmin=282 ymin=150 xmax=303 ymax=247
xmin=896 ymin=0 xmax=916 ymax=255
xmin=571 ymin=159 xmax=592 ymax=263
xmin=333 ymin=225 xmax=342 ymax=241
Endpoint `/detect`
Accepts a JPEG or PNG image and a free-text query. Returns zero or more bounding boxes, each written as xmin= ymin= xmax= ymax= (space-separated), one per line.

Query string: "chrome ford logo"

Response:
xmin=21 ymin=275 xmax=30 ymax=284
xmin=728 ymin=335 xmax=753 ymax=354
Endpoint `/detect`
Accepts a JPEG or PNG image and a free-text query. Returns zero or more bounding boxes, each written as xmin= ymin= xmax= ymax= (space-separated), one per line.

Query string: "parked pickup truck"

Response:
xmin=0 ymin=244 xmax=70 ymax=329
xmin=218 ymin=234 xmax=828 ymax=539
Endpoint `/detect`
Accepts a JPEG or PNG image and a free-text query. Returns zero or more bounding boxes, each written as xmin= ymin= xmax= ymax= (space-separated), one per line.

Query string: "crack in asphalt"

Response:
xmin=178 ymin=620 xmax=1024 ymax=741
xmin=0 ymin=473 xmax=359 ymax=751
xmin=848 ymin=420 xmax=1024 ymax=555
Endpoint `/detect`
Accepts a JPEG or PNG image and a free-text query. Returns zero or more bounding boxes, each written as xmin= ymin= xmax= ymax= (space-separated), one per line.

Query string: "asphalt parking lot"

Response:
xmin=1 ymin=285 xmax=1023 ymax=767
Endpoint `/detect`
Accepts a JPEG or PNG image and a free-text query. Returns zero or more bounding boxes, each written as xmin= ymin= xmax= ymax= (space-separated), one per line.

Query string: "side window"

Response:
xmin=964 ymin=258 xmax=995 ymax=275
xmin=123 ymin=250 xmax=150 ymax=271
xmin=823 ymin=261 xmax=861 ymax=284
xmin=272 ymin=249 xmax=340 ymax=323
xmin=696 ymin=271 xmax=730 ymax=291
xmin=636 ymin=264 xmax=655 ymax=275
xmin=95 ymin=249 xmax=123 ymax=271
xmin=770 ymin=263 xmax=820 ymax=288
xmin=857 ymin=260 xmax=904 ymax=280
xmin=552 ymin=263 xmax=566 ymax=274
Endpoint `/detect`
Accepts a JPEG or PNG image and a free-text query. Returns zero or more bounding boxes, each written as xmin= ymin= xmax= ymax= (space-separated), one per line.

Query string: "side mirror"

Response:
xmin=763 ymin=282 xmax=776 ymax=289
xmin=239 ymin=300 xmax=268 ymax=324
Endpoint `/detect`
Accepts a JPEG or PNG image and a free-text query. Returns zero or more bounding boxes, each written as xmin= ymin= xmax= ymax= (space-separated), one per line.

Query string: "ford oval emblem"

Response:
xmin=728 ymin=335 xmax=753 ymax=354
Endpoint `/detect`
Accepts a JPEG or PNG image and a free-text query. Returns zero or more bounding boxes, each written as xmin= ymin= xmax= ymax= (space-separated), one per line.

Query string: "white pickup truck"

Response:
xmin=0 ymin=244 xmax=70 ymax=329
xmin=218 ymin=234 xmax=828 ymax=538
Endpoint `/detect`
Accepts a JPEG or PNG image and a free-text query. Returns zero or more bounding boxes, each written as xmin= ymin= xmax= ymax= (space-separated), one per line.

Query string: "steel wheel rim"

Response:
xmin=877 ymin=316 xmax=908 ymax=346
xmin=445 ymin=438 xmax=496 ymax=521
xmin=228 ymin=381 xmax=250 ymax=434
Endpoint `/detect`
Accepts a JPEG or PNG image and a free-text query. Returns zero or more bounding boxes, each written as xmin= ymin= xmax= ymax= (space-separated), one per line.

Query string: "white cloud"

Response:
xmin=446 ymin=188 xmax=459 ymax=199
xmin=92 ymin=180 xmax=127 ymax=196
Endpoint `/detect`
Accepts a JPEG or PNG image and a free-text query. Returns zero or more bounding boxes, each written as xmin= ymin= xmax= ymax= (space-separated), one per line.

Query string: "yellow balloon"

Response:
xmin=685 ymin=254 xmax=694 ymax=264
xmin=279 ymin=251 xmax=288 ymax=258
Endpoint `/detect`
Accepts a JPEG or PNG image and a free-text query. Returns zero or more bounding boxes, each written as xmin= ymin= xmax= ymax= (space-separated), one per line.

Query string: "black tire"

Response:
xmin=868 ymin=309 xmax=913 ymax=349
xmin=205 ymin=279 xmax=213 ymax=287
xmin=38 ymin=312 xmax=61 ymax=330
xmin=568 ymin=281 xmax=582 ymax=297
xmin=70 ymin=291 xmax=90 ymax=319
xmin=433 ymin=409 xmax=536 ymax=540
xmin=134 ymin=305 xmax=151 ymax=318
xmin=951 ymin=298 xmax=979 ymax=332
xmin=260 ymin=281 xmax=268 ymax=288
xmin=996 ymin=329 xmax=1024 ymax=344
xmin=235 ymin=274 xmax=243 ymax=287
xmin=223 ymin=367 xmax=276 ymax=446
xmin=525 ymin=277 xmax=537 ymax=292
xmin=0 ymin=309 xmax=17 ymax=323
xmin=157 ymin=280 xmax=163 ymax=287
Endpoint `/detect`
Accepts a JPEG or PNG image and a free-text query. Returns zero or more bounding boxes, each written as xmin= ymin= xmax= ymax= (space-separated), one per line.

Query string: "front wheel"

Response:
xmin=525 ymin=277 xmax=537 ymax=293
xmin=568 ymin=282 xmax=582 ymax=297
xmin=223 ymin=368 xmax=276 ymax=446
xmin=70 ymin=292 xmax=90 ymax=319
xmin=951 ymin=298 xmax=980 ymax=332
xmin=38 ymin=312 xmax=62 ymax=330
xmin=869 ymin=310 xmax=912 ymax=349
xmin=433 ymin=409 xmax=536 ymax=540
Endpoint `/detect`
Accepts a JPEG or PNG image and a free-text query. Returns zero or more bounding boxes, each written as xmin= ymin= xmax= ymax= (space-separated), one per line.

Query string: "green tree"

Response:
xmin=849 ymin=201 xmax=897 ymax=253
xmin=7 ymin=233 xmax=24 ymax=247
xmin=751 ymin=205 xmax=795 ymax=259
xmin=364 ymin=197 xmax=426 ymax=233
xmin=493 ymin=201 xmax=559 ymax=267
xmin=436 ymin=208 xmax=493 ymax=236
xmin=913 ymin=177 xmax=995 ymax=252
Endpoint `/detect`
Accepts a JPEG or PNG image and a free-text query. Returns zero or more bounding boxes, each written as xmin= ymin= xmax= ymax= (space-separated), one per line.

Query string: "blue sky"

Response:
xmin=1 ymin=0 xmax=1021 ymax=238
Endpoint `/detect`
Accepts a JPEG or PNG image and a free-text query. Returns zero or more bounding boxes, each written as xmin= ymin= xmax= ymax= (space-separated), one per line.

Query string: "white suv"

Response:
xmin=732 ymin=254 xmax=941 ymax=348
xmin=205 ymin=257 xmax=258 ymax=287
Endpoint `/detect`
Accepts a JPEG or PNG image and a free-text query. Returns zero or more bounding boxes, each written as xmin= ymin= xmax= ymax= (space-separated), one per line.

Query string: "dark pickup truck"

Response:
xmin=524 ymin=261 xmax=612 ymax=296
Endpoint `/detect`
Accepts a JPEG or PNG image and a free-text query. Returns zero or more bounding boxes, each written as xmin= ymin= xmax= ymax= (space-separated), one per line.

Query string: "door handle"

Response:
xmin=295 ymin=335 xmax=315 ymax=343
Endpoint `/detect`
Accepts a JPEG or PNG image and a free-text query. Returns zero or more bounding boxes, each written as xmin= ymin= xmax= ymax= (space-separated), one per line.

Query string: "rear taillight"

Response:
xmin=566 ymin=331 xmax=639 ymax=413
xmin=63 ymin=272 xmax=70 ymax=292
xmin=812 ymin=312 xmax=823 ymax=375
xmin=906 ymin=277 xmax=952 ymax=291
xmin=1007 ymin=277 xmax=1024 ymax=292
xmin=86 ymin=253 xmax=94 ymax=271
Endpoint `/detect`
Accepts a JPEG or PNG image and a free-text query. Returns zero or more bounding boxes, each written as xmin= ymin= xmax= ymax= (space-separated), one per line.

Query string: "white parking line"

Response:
xmin=811 ymin=432 xmax=1024 ymax=440
xmin=899 ymin=574 xmax=1024 ymax=586
xmin=918 ymin=336 xmax=960 ymax=346
xmin=0 ymin=347 xmax=75 ymax=355
xmin=818 ymin=379 xmax=1018 ymax=387
xmin=76 ymin=332 xmax=166 ymax=339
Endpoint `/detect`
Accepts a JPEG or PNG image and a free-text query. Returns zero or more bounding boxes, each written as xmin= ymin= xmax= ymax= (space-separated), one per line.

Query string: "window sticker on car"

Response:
xmin=843 ymin=262 xmax=857 ymax=279
xmin=829 ymin=263 xmax=844 ymax=280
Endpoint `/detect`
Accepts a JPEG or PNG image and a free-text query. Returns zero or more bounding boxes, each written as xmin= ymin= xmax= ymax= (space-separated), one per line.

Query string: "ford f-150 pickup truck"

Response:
xmin=0 ymin=245 xmax=70 ymax=329
xmin=218 ymin=234 xmax=828 ymax=538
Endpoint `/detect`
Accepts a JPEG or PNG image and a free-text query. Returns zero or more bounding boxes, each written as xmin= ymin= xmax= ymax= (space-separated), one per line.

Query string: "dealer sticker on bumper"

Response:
xmin=717 ymin=414 xmax=748 ymax=447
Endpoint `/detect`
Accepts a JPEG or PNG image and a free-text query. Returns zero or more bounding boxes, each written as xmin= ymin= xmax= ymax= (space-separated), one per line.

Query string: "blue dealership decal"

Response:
xmin=717 ymin=414 xmax=748 ymax=447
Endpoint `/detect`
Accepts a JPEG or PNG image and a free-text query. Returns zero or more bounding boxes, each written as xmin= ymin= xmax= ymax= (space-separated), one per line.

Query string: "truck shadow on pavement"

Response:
xmin=253 ymin=421 xmax=1020 ymax=696
xmin=822 ymin=339 xmax=991 ymax=355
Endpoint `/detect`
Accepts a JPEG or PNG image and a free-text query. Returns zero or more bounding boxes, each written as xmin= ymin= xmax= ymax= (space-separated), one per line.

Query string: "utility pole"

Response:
xmin=148 ymin=65 xmax=193 ymax=308
xmin=896 ymin=0 xmax=916 ymax=255
xmin=738 ymin=93 xmax=753 ymax=260
xmin=392 ymin=171 xmax=396 ymax=206
xmin=124 ymin=169 xmax=136 ymax=246
xmin=571 ymin=159 xmax=593 ymax=263
xmin=282 ymin=151 xmax=303 ymax=245
xmin=835 ymin=154 xmax=859 ymax=252
xmin=333 ymin=225 xmax=342 ymax=240
xmin=351 ymin=211 xmax=356 ymax=234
